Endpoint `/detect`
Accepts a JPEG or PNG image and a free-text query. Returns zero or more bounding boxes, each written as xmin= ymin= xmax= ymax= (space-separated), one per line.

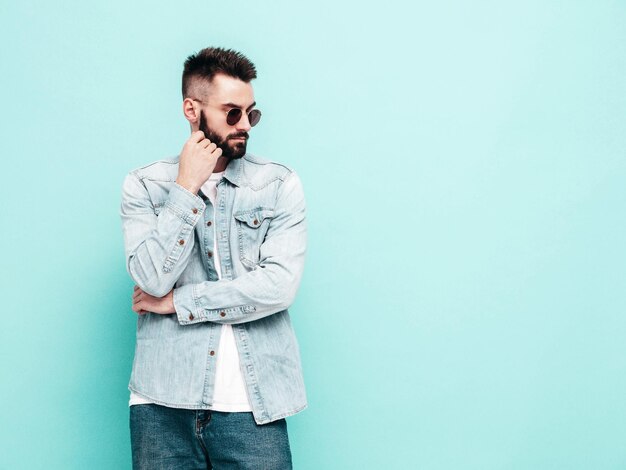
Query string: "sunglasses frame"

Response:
xmin=191 ymin=98 xmax=262 ymax=127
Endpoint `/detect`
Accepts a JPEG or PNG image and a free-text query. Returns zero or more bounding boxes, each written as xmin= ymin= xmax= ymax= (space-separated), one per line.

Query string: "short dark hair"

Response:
xmin=182 ymin=47 xmax=257 ymax=98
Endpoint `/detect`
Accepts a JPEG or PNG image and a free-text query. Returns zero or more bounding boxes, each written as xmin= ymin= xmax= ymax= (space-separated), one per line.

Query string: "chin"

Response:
xmin=230 ymin=144 xmax=247 ymax=159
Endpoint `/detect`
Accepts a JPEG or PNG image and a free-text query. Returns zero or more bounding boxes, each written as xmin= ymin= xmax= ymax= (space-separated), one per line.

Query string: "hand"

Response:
xmin=132 ymin=285 xmax=176 ymax=315
xmin=176 ymin=130 xmax=223 ymax=194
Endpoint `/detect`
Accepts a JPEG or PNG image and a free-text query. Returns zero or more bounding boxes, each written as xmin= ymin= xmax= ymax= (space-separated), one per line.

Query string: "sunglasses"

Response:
xmin=192 ymin=98 xmax=262 ymax=127
xmin=226 ymin=107 xmax=262 ymax=127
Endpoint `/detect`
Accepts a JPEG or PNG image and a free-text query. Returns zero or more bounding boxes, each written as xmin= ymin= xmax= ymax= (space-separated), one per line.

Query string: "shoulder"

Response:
xmin=121 ymin=157 xmax=180 ymax=203
xmin=240 ymin=153 xmax=298 ymax=190
xmin=126 ymin=156 xmax=180 ymax=183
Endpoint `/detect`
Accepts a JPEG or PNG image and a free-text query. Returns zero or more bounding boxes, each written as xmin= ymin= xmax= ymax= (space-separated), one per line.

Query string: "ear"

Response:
xmin=182 ymin=98 xmax=199 ymax=123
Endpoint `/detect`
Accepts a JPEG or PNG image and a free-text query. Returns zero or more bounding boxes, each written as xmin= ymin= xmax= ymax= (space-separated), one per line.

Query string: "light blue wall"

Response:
xmin=2 ymin=1 xmax=625 ymax=468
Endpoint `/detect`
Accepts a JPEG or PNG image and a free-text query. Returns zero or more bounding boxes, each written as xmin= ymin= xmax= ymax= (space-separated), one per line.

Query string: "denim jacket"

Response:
xmin=120 ymin=153 xmax=307 ymax=424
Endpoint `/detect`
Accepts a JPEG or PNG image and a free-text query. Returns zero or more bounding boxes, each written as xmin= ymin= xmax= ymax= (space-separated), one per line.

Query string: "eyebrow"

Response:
xmin=222 ymin=101 xmax=256 ymax=112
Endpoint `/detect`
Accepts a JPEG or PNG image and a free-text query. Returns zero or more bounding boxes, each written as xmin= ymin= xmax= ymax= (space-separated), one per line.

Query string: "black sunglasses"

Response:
xmin=226 ymin=107 xmax=262 ymax=127
xmin=192 ymin=98 xmax=262 ymax=127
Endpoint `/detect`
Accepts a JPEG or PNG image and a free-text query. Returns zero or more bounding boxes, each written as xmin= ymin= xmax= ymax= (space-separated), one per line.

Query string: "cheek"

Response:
xmin=216 ymin=128 xmax=233 ymax=142
xmin=204 ymin=112 xmax=229 ymax=138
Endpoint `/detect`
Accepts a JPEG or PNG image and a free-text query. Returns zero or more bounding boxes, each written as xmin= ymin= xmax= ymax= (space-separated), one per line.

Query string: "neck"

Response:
xmin=213 ymin=156 xmax=229 ymax=173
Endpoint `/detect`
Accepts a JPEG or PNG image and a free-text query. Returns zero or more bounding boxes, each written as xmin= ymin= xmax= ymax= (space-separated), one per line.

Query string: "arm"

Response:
xmin=173 ymin=171 xmax=307 ymax=325
xmin=121 ymin=132 xmax=222 ymax=297
xmin=120 ymin=173 xmax=205 ymax=297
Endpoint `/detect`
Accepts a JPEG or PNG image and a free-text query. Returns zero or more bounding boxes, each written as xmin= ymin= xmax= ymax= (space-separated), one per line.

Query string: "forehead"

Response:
xmin=206 ymin=73 xmax=255 ymax=106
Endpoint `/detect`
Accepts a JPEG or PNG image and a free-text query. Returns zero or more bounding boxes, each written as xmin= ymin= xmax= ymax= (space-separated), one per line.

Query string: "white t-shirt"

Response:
xmin=129 ymin=172 xmax=252 ymax=411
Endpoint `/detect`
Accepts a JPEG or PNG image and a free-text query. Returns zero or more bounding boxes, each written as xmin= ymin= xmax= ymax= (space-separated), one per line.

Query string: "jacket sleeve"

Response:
xmin=120 ymin=173 xmax=206 ymax=297
xmin=172 ymin=171 xmax=306 ymax=325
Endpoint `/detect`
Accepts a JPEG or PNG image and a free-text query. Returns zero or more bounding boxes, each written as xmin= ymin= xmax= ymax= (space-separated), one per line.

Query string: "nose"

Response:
xmin=235 ymin=112 xmax=252 ymax=132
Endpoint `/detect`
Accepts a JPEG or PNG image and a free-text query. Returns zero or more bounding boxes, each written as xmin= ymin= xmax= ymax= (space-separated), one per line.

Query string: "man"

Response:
xmin=120 ymin=47 xmax=307 ymax=469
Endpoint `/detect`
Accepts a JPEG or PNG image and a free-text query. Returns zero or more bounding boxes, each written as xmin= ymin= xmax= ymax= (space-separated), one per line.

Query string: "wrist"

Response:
xmin=175 ymin=178 xmax=200 ymax=195
xmin=167 ymin=291 xmax=176 ymax=314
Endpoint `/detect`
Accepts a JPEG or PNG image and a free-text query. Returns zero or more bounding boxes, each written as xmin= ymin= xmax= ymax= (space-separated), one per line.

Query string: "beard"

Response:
xmin=199 ymin=109 xmax=248 ymax=160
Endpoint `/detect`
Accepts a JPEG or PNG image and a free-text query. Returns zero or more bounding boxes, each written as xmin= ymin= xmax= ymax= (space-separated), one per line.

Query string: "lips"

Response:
xmin=230 ymin=133 xmax=249 ymax=141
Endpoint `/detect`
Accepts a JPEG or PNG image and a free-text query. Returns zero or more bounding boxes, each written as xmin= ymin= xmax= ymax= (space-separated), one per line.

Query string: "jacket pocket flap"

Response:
xmin=233 ymin=208 xmax=275 ymax=228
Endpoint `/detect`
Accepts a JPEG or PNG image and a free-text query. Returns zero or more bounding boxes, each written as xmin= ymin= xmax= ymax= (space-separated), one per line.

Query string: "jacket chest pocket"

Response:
xmin=233 ymin=208 xmax=274 ymax=267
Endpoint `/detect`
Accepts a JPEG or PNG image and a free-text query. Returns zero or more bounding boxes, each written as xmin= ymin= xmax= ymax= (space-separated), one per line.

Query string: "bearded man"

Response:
xmin=120 ymin=46 xmax=307 ymax=469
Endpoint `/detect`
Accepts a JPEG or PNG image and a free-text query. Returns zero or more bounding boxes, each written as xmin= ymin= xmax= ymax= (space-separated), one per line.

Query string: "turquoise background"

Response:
xmin=2 ymin=1 xmax=625 ymax=468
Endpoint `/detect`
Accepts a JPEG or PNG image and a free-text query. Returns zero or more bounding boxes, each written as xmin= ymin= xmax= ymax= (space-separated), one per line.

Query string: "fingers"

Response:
xmin=132 ymin=287 xmax=144 ymax=315
xmin=199 ymin=141 xmax=222 ymax=160
xmin=192 ymin=131 xmax=220 ymax=151
xmin=131 ymin=300 xmax=148 ymax=315
xmin=201 ymin=140 xmax=216 ymax=151
xmin=189 ymin=130 xmax=208 ymax=143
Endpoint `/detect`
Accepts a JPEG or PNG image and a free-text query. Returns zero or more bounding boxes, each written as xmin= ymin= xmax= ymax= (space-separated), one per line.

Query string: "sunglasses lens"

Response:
xmin=249 ymin=109 xmax=261 ymax=127
xmin=226 ymin=108 xmax=242 ymax=126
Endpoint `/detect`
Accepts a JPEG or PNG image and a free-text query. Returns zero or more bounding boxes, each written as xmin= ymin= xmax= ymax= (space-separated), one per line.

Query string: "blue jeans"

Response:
xmin=130 ymin=404 xmax=293 ymax=469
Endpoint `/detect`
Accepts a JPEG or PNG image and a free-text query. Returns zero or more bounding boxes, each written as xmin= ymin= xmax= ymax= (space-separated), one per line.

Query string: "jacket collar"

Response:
xmin=223 ymin=154 xmax=245 ymax=187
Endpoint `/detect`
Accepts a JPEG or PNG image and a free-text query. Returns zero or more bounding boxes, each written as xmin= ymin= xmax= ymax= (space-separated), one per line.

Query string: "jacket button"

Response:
xmin=207 ymin=221 xmax=212 ymax=227
xmin=178 ymin=239 xmax=185 ymax=245
xmin=210 ymin=350 xmax=215 ymax=356
xmin=220 ymin=311 xmax=226 ymax=317
xmin=207 ymin=251 xmax=213 ymax=258
xmin=192 ymin=208 xmax=198 ymax=214
xmin=189 ymin=313 xmax=194 ymax=320
xmin=253 ymin=219 xmax=259 ymax=225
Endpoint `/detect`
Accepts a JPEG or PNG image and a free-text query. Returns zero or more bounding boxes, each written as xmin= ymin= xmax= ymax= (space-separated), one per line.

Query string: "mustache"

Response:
xmin=228 ymin=132 xmax=249 ymax=140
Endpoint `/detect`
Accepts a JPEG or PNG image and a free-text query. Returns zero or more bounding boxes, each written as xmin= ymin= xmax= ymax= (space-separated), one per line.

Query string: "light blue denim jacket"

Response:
xmin=120 ymin=153 xmax=307 ymax=424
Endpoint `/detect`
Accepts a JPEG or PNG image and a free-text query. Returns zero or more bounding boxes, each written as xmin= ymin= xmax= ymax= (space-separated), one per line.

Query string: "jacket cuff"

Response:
xmin=173 ymin=284 xmax=257 ymax=325
xmin=165 ymin=183 xmax=205 ymax=225
xmin=173 ymin=284 xmax=200 ymax=324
